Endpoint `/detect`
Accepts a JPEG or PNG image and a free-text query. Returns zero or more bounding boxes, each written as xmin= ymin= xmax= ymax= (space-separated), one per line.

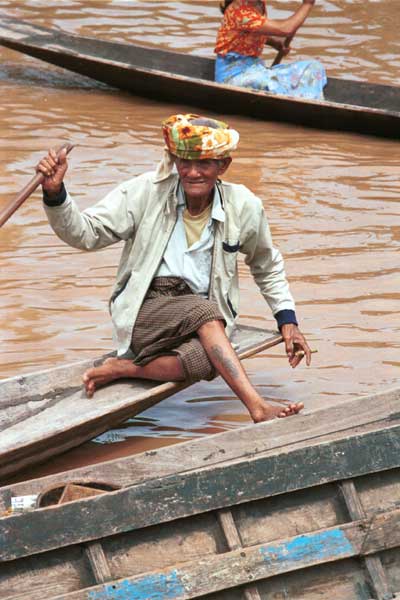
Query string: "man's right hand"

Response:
xmin=36 ymin=148 xmax=68 ymax=197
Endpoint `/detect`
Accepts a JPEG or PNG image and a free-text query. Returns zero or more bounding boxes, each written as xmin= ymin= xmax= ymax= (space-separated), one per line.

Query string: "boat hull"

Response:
xmin=0 ymin=16 xmax=400 ymax=138
xmin=0 ymin=386 xmax=399 ymax=599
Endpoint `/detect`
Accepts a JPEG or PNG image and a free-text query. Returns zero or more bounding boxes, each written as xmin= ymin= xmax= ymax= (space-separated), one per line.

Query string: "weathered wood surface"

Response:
xmin=2 ymin=471 xmax=399 ymax=600
xmin=1 ymin=384 xmax=398 ymax=506
xmin=341 ymin=480 xmax=392 ymax=600
xmin=1 ymin=418 xmax=399 ymax=563
xmin=217 ymin=508 xmax=262 ymax=600
xmin=0 ymin=15 xmax=399 ymax=139
xmin=0 ymin=325 xmax=281 ymax=480
xmin=45 ymin=507 xmax=400 ymax=600
xmin=83 ymin=543 xmax=112 ymax=585
xmin=56 ymin=484 xmax=113 ymax=586
xmin=0 ymin=395 xmax=399 ymax=600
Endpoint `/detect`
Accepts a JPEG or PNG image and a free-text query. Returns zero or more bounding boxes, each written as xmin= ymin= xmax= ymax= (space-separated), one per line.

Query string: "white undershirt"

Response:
xmin=156 ymin=184 xmax=225 ymax=296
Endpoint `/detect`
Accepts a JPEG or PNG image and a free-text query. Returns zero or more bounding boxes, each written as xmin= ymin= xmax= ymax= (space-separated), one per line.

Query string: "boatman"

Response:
xmin=36 ymin=113 xmax=312 ymax=422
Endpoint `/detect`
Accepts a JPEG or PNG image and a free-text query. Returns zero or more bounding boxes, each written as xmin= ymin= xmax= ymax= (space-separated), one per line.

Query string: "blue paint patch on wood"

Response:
xmin=87 ymin=570 xmax=185 ymax=600
xmin=260 ymin=529 xmax=353 ymax=565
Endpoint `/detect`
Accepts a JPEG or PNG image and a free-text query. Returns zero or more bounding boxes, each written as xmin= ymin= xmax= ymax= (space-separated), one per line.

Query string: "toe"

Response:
xmin=82 ymin=369 xmax=94 ymax=384
xmin=85 ymin=380 xmax=95 ymax=398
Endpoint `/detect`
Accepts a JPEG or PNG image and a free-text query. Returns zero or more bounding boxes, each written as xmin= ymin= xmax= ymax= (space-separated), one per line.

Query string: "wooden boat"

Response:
xmin=0 ymin=325 xmax=282 ymax=481
xmin=0 ymin=386 xmax=399 ymax=599
xmin=0 ymin=15 xmax=400 ymax=139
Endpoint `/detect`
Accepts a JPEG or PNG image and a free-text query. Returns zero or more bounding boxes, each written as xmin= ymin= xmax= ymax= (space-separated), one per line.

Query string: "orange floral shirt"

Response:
xmin=214 ymin=1 xmax=268 ymax=57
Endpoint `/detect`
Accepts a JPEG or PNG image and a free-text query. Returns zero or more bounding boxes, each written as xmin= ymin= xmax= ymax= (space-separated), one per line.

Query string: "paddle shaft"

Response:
xmin=0 ymin=143 xmax=73 ymax=228
xmin=237 ymin=335 xmax=296 ymax=407
xmin=271 ymin=35 xmax=293 ymax=67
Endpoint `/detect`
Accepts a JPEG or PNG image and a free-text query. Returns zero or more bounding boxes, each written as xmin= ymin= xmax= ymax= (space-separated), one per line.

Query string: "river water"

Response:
xmin=0 ymin=0 xmax=399 ymax=476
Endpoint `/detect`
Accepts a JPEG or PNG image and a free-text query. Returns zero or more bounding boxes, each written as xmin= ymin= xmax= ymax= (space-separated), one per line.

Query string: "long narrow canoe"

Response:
xmin=0 ymin=15 xmax=399 ymax=139
xmin=0 ymin=325 xmax=282 ymax=481
xmin=0 ymin=386 xmax=399 ymax=599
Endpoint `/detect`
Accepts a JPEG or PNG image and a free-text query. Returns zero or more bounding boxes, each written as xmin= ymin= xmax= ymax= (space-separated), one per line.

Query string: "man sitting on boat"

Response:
xmin=215 ymin=0 xmax=327 ymax=100
xmin=36 ymin=113 xmax=311 ymax=422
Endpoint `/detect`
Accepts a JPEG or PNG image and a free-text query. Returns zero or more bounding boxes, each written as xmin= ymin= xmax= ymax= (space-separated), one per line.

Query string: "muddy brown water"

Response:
xmin=0 ymin=1 xmax=399 ymax=478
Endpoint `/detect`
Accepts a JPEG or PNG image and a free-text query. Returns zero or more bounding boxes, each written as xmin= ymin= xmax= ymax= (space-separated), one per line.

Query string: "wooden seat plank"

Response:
xmin=0 ymin=326 xmax=281 ymax=480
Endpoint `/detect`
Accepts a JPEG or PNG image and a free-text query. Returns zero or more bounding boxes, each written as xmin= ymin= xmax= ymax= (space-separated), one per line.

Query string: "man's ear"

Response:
xmin=218 ymin=157 xmax=232 ymax=175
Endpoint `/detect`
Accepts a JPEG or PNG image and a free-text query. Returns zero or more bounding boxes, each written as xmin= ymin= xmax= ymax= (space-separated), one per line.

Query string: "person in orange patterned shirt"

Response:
xmin=215 ymin=0 xmax=326 ymax=99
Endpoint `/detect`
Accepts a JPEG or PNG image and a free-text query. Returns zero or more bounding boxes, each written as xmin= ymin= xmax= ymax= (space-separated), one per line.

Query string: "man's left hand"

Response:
xmin=280 ymin=324 xmax=312 ymax=368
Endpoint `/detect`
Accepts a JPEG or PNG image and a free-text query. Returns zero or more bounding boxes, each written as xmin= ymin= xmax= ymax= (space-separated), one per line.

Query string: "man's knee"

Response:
xmin=179 ymin=297 xmax=225 ymax=335
xmin=197 ymin=318 xmax=225 ymax=335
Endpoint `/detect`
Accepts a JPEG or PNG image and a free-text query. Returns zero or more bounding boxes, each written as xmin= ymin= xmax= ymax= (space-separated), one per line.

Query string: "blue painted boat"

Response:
xmin=0 ymin=386 xmax=399 ymax=599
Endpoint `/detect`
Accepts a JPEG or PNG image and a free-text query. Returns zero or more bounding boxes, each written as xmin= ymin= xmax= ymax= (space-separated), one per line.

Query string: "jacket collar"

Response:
xmin=176 ymin=184 xmax=225 ymax=223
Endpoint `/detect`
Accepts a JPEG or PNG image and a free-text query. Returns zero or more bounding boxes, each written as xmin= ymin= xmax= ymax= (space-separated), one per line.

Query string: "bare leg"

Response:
xmin=83 ymin=320 xmax=303 ymax=423
xmin=197 ymin=320 xmax=303 ymax=422
xmin=83 ymin=355 xmax=184 ymax=398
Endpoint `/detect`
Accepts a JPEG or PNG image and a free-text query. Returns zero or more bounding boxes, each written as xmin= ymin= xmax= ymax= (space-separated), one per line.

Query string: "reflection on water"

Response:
xmin=0 ymin=1 xmax=399 ymax=473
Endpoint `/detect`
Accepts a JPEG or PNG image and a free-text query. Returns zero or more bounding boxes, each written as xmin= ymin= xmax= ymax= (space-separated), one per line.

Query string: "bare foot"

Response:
xmin=83 ymin=357 xmax=137 ymax=398
xmin=249 ymin=400 xmax=304 ymax=423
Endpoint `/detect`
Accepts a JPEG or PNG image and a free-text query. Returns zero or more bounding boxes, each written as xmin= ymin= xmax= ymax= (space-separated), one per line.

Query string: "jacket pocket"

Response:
xmin=223 ymin=241 xmax=240 ymax=253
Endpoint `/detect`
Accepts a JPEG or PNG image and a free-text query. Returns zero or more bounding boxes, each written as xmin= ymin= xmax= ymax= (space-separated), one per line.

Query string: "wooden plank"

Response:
xmin=0 ymin=549 xmax=92 ymax=600
xmin=59 ymin=484 xmax=105 ymax=504
xmin=56 ymin=484 xmax=113 ymax=585
xmin=217 ymin=509 xmax=262 ymax=600
xmin=50 ymin=507 xmax=400 ymax=600
xmin=0 ymin=326 xmax=281 ymax=480
xmin=1 ymin=325 xmax=275 ymax=400
xmin=217 ymin=509 xmax=243 ymax=552
xmin=340 ymin=480 xmax=392 ymax=600
xmin=2 ymin=385 xmax=399 ymax=508
xmin=84 ymin=543 xmax=112 ymax=585
xmin=368 ymin=596 xmax=400 ymax=600
xmin=1 ymin=422 xmax=399 ymax=563
xmin=1 ymin=325 xmax=275 ymax=399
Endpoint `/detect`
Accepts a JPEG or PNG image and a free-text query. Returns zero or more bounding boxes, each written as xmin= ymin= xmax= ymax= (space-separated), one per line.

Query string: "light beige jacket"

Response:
xmin=44 ymin=170 xmax=295 ymax=356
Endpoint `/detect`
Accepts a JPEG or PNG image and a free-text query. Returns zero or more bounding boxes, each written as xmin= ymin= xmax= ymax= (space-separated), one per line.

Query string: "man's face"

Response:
xmin=174 ymin=157 xmax=231 ymax=202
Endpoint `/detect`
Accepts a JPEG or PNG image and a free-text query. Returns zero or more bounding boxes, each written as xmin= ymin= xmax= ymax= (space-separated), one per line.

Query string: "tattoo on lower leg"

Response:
xmin=210 ymin=345 xmax=240 ymax=378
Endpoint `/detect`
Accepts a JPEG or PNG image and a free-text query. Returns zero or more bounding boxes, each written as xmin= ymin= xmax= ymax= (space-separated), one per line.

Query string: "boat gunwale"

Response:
xmin=1 ymin=384 xmax=399 ymax=510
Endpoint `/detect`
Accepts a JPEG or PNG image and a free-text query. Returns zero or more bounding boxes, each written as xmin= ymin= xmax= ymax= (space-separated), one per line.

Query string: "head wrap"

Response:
xmin=162 ymin=113 xmax=239 ymax=160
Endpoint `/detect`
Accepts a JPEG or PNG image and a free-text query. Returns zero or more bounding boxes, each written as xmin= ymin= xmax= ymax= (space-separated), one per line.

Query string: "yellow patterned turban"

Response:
xmin=162 ymin=113 xmax=239 ymax=160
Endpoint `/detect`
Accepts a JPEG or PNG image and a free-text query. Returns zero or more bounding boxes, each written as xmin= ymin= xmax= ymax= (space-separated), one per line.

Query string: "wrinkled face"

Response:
xmin=174 ymin=157 xmax=231 ymax=202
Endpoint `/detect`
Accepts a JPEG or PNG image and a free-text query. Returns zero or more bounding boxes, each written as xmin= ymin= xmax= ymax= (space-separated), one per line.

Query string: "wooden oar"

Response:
xmin=0 ymin=143 xmax=73 ymax=228
xmin=271 ymin=35 xmax=293 ymax=67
